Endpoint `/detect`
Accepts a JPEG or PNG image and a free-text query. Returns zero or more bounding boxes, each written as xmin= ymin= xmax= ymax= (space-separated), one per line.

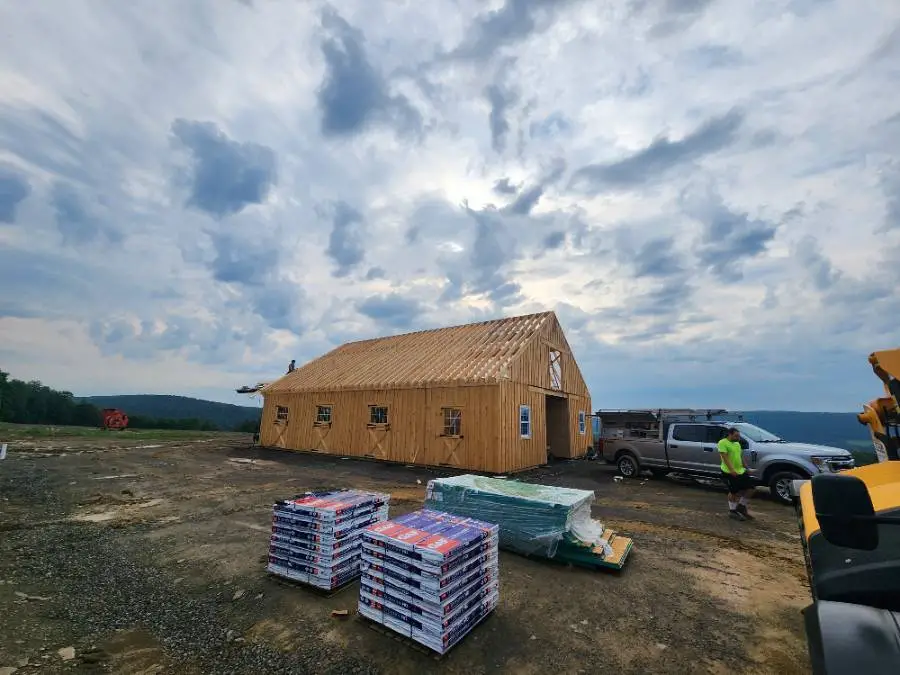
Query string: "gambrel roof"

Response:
xmin=263 ymin=312 xmax=556 ymax=393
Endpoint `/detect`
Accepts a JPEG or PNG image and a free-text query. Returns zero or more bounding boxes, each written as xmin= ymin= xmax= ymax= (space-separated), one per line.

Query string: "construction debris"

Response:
xmin=359 ymin=509 xmax=499 ymax=654
xmin=266 ymin=490 xmax=390 ymax=591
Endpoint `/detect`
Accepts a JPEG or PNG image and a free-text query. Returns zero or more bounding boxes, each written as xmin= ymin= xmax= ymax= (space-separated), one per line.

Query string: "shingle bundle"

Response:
xmin=358 ymin=509 xmax=499 ymax=654
xmin=267 ymin=490 xmax=390 ymax=591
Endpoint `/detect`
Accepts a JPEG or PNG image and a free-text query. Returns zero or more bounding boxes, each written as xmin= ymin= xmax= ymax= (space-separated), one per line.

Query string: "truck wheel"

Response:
xmin=769 ymin=470 xmax=805 ymax=505
xmin=616 ymin=453 xmax=639 ymax=478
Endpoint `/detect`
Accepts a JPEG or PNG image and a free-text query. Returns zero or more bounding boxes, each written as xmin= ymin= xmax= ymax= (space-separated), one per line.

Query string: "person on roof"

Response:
xmin=719 ymin=427 xmax=754 ymax=521
xmin=287 ymin=359 xmax=295 ymax=374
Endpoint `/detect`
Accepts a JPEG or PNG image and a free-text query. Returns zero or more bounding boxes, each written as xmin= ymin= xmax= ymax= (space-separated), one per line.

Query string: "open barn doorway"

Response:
xmin=545 ymin=395 xmax=570 ymax=459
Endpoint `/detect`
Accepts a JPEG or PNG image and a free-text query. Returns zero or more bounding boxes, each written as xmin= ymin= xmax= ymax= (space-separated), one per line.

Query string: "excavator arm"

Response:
xmin=858 ymin=349 xmax=900 ymax=463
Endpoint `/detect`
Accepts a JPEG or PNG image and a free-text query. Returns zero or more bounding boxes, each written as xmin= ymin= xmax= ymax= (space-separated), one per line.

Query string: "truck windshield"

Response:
xmin=734 ymin=423 xmax=783 ymax=443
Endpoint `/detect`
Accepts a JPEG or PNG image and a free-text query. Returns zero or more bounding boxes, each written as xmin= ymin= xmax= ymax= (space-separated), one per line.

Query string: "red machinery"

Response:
xmin=102 ymin=408 xmax=129 ymax=430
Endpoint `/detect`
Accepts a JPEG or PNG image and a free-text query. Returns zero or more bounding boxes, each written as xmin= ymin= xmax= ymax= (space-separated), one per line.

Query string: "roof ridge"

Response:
xmin=340 ymin=310 xmax=555 ymax=348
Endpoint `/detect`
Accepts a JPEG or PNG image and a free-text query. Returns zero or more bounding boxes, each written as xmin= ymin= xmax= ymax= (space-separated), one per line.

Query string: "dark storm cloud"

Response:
xmin=171 ymin=118 xmax=277 ymax=219
xmin=0 ymin=165 xmax=31 ymax=223
xmin=326 ymin=200 xmax=366 ymax=277
xmin=571 ymin=109 xmax=744 ymax=192
xmin=357 ymin=292 xmax=424 ymax=329
xmin=317 ymin=9 xmax=421 ymax=137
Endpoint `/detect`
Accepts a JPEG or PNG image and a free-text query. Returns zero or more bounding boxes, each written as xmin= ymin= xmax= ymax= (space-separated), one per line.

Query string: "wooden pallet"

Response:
xmin=266 ymin=571 xmax=358 ymax=598
xmin=357 ymin=609 xmax=494 ymax=660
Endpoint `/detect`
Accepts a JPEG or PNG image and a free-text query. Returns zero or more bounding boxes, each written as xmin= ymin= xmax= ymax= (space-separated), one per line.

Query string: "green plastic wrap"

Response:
xmin=424 ymin=475 xmax=595 ymax=558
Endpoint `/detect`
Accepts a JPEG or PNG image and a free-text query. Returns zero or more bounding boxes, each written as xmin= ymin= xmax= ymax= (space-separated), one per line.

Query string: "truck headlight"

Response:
xmin=810 ymin=456 xmax=830 ymax=472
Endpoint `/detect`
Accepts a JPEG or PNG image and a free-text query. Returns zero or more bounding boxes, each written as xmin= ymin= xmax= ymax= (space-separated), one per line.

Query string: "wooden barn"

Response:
xmin=258 ymin=311 xmax=592 ymax=473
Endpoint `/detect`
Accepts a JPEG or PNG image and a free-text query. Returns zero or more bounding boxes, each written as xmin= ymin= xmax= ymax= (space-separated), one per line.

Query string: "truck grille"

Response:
xmin=828 ymin=458 xmax=855 ymax=472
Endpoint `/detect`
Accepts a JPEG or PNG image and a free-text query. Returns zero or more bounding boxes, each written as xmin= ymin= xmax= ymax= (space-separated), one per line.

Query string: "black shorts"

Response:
xmin=722 ymin=471 xmax=753 ymax=493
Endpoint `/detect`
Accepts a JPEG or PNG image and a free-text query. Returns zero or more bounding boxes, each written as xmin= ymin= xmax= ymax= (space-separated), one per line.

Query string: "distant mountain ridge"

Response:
xmin=80 ymin=395 xmax=261 ymax=431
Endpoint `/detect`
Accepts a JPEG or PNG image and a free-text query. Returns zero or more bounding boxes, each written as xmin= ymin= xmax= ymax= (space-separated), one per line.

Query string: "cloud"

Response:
xmin=682 ymin=187 xmax=778 ymax=281
xmin=493 ymin=177 xmax=518 ymax=195
xmin=795 ymin=236 xmax=842 ymax=291
xmin=208 ymin=232 xmax=278 ymax=286
xmin=0 ymin=165 xmax=31 ymax=223
xmin=365 ymin=266 xmax=386 ymax=280
xmin=504 ymin=183 xmax=543 ymax=215
xmin=632 ymin=238 xmax=684 ymax=278
xmin=50 ymin=182 xmax=121 ymax=245
xmin=317 ymin=9 xmax=421 ymax=137
xmin=326 ymin=201 xmax=366 ymax=277
xmin=570 ymin=109 xmax=744 ymax=192
xmin=357 ymin=293 xmax=424 ymax=329
xmin=485 ymin=83 xmax=518 ymax=153
xmin=171 ymin=118 xmax=277 ymax=219
xmin=448 ymin=0 xmax=578 ymax=61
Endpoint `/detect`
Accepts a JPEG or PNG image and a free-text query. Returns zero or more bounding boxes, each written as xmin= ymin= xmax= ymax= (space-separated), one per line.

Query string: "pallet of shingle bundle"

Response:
xmin=424 ymin=475 xmax=633 ymax=571
xmin=358 ymin=509 xmax=499 ymax=655
xmin=266 ymin=490 xmax=390 ymax=592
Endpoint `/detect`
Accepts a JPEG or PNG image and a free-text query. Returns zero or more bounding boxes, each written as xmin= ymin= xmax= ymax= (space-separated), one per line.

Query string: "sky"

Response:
xmin=1 ymin=0 xmax=899 ymax=412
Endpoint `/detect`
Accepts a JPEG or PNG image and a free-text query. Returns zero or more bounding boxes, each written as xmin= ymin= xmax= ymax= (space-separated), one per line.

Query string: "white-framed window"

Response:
xmin=519 ymin=404 xmax=531 ymax=439
xmin=549 ymin=349 xmax=562 ymax=390
xmin=315 ymin=405 xmax=332 ymax=425
xmin=578 ymin=410 xmax=586 ymax=435
xmin=275 ymin=406 xmax=289 ymax=425
xmin=442 ymin=408 xmax=462 ymax=437
xmin=369 ymin=405 xmax=389 ymax=425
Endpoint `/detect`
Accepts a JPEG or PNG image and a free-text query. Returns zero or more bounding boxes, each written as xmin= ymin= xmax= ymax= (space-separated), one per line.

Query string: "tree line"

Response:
xmin=0 ymin=370 xmax=259 ymax=432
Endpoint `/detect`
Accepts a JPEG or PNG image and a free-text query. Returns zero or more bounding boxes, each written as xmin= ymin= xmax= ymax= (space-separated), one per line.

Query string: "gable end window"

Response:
xmin=549 ymin=349 xmax=562 ymax=390
xmin=369 ymin=405 xmax=389 ymax=426
xmin=275 ymin=406 xmax=289 ymax=425
xmin=578 ymin=410 xmax=586 ymax=435
xmin=519 ymin=405 xmax=532 ymax=439
xmin=315 ymin=405 xmax=332 ymax=425
xmin=442 ymin=408 xmax=462 ymax=437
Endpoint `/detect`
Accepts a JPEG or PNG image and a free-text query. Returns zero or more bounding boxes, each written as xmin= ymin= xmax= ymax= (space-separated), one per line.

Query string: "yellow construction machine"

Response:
xmin=794 ymin=348 xmax=900 ymax=674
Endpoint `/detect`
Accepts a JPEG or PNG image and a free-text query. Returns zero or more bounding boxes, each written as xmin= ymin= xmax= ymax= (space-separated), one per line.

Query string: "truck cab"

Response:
xmin=594 ymin=410 xmax=855 ymax=504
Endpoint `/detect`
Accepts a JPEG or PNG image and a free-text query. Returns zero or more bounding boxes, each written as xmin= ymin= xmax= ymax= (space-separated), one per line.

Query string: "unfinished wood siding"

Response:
xmin=259 ymin=385 xmax=503 ymax=471
xmin=498 ymin=381 xmax=548 ymax=473
xmin=567 ymin=393 xmax=593 ymax=459
xmin=506 ymin=315 xmax=590 ymax=398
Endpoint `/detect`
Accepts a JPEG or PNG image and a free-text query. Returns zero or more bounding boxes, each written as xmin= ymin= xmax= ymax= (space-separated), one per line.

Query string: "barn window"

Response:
xmin=275 ymin=406 xmax=289 ymax=425
xmin=369 ymin=405 xmax=389 ymax=425
xmin=442 ymin=408 xmax=462 ymax=437
xmin=519 ymin=405 xmax=531 ymax=439
xmin=578 ymin=410 xmax=586 ymax=435
xmin=315 ymin=405 xmax=332 ymax=425
xmin=549 ymin=350 xmax=562 ymax=390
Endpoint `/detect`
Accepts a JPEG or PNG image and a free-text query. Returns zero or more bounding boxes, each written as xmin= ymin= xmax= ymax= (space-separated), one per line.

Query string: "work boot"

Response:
xmin=729 ymin=510 xmax=746 ymax=521
xmin=736 ymin=504 xmax=754 ymax=520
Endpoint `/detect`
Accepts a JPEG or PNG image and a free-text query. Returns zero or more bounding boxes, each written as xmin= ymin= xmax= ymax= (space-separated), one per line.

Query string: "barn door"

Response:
xmin=438 ymin=407 xmax=463 ymax=467
xmin=441 ymin=435 xmax=463 ymax=466
xmin=314 ymin=425 xmax=331 ymax=452
xmin=273 ymin=405 xmax=289 ymax=448
xmin=366 ymin=405 xmax=391 ymax=460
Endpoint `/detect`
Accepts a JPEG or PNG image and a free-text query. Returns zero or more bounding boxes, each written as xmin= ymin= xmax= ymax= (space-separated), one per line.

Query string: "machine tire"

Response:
xmin=616 ymin=452 xmax=640 ymax=478
xmin=769 ymin=470 xmax=806 ymax=505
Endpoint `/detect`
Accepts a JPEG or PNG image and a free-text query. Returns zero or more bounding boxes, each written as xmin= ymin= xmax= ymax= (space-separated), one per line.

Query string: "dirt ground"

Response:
xmin=0 ymin=431 xmax=811 ymax=674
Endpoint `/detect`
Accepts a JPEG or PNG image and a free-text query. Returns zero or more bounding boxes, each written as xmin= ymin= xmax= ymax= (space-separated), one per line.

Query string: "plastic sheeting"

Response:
xmin=424 ymin=475 xmax=600 ymax=558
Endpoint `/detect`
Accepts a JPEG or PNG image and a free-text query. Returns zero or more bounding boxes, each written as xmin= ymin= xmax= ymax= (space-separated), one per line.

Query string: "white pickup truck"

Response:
xmin=594 ymin=410 xmax=856 ymax=504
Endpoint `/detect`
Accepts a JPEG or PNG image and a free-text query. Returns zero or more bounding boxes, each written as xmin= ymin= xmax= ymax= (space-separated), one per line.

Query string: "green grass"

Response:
xmin=0 ymin=422 xmax=239 ymax=441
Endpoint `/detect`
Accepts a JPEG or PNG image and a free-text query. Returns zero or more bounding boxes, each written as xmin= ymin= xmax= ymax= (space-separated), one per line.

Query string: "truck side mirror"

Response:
xmin=739 ymin=439 xmax=749 ymax=450
xmin=811 ymin=474 xmax=879 ymax=550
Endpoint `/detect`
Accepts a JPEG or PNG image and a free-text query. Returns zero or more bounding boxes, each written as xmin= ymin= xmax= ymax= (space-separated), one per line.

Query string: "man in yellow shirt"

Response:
xmin=718 ymin=427 xmax=754 ymax=521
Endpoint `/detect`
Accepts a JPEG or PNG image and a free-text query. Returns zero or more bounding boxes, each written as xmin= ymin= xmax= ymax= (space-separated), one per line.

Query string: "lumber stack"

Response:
xmin=358 ymin=509 xmax=500 ymax=654
xmin=267 ymin=490 xmax=390 ymax=591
